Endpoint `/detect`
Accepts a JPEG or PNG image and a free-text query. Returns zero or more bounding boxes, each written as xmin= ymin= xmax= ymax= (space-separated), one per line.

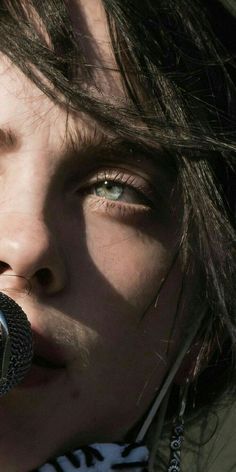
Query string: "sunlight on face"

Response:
xmin=0 ymin=1 xmax=186 ymax=471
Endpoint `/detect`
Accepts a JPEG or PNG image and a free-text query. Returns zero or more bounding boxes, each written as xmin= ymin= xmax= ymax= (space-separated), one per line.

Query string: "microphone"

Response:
xmin=0 ymin=292 xmax=33 ymax=396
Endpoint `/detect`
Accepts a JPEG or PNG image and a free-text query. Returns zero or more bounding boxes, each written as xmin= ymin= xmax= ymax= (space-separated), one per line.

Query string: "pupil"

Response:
xmin=104 ymin=181 xmax=113 ymax=189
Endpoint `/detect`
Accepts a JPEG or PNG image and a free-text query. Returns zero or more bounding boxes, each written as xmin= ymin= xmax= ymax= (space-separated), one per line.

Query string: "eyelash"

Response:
xmin=79 ymin=170 xmax=156 ymax=218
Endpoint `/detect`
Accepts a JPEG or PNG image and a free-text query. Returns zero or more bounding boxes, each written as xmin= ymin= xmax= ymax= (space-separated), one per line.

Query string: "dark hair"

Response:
xmin=0 ymin=0 xmax=235 ymax=436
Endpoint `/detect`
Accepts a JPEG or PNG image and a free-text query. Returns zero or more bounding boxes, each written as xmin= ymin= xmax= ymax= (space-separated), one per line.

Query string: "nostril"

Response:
xmin=0 ymin=262 xmax=10 ymax=273
xmin=36 ymin=268 xmax=53 ymax=287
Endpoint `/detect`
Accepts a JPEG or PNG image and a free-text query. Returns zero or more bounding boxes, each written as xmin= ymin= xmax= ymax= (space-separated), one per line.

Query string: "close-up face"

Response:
xmin=0 ymin=1 xmax=191 ymax=471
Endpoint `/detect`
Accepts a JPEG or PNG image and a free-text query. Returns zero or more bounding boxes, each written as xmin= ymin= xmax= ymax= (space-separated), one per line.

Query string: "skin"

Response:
xmin=0 ymin=1 xmax=188 ymax=471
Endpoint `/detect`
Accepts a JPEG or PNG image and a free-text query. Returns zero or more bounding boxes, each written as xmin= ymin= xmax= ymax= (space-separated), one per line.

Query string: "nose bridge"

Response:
xmin=2 ymin=151 xmax=54 ymax=216
xmin=0 ymin=155 xmax=53 ymax=274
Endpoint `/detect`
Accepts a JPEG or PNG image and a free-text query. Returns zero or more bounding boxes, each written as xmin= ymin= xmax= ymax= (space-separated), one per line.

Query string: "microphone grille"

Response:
xmin=0 ymin=292 xmax=33 ymax=395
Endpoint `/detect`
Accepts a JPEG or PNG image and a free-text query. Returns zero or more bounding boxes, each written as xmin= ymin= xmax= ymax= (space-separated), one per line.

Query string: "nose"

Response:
xmin=0 ymin=214 xmax=66 ymax=295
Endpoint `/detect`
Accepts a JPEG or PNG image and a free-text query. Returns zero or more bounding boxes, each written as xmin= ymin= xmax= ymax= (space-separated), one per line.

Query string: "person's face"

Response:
xmin=0 ymin=1 xmax=186 ymax=471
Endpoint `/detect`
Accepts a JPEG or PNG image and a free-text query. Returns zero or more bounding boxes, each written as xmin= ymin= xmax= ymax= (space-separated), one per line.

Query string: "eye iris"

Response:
xmin=95 ymin=180 xmax=124 ymax=201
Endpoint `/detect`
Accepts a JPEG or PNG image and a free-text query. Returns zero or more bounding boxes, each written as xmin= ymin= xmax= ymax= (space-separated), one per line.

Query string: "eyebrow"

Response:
xmin=0 ymin=122 xmax=174 ymax=188
xmin=61 ymin=124 xmax=140 ymax=169
xmin=0 ymin=122 xmax=140 ymax=165
xmin=63 ymin=123 xmax=172 ymax=175
xmin=64 ymin=124 xmax=115 ymax=155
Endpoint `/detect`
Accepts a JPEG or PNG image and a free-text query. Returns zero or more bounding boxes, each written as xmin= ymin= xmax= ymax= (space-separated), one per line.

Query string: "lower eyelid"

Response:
xmin=82 ymin=194 xmax=154 ymax=219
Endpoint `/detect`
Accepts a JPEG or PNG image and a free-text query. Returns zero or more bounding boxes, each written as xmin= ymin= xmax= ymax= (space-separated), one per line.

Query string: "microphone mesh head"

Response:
xmin=0 ymin=292 xmax=33 ymax=395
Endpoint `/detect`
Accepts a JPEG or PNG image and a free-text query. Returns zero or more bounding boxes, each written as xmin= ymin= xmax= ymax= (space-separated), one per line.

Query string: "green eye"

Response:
xmin=94 ymin=181 xmax=124 ymax=201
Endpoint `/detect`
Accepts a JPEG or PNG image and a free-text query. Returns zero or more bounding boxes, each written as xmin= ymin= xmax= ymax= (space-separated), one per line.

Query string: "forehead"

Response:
xmin=0 ymin=0 xmax=124 ymax=150
xmin=70 ymin=0 xmax=125 ymax=96
xmin=0 ymin=54 xmax=169 ymax=184
xmin=21 ymin=0 xmax=123 ymax=96
xmin=0 ymin=63 xmax=97 ymax=158
xmin=69 ymin=0 xmax=112 ymax=63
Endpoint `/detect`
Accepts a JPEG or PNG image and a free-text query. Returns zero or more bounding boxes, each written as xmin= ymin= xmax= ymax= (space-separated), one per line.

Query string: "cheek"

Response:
xmin=83 ymin=210 xmax=174 ymax=310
